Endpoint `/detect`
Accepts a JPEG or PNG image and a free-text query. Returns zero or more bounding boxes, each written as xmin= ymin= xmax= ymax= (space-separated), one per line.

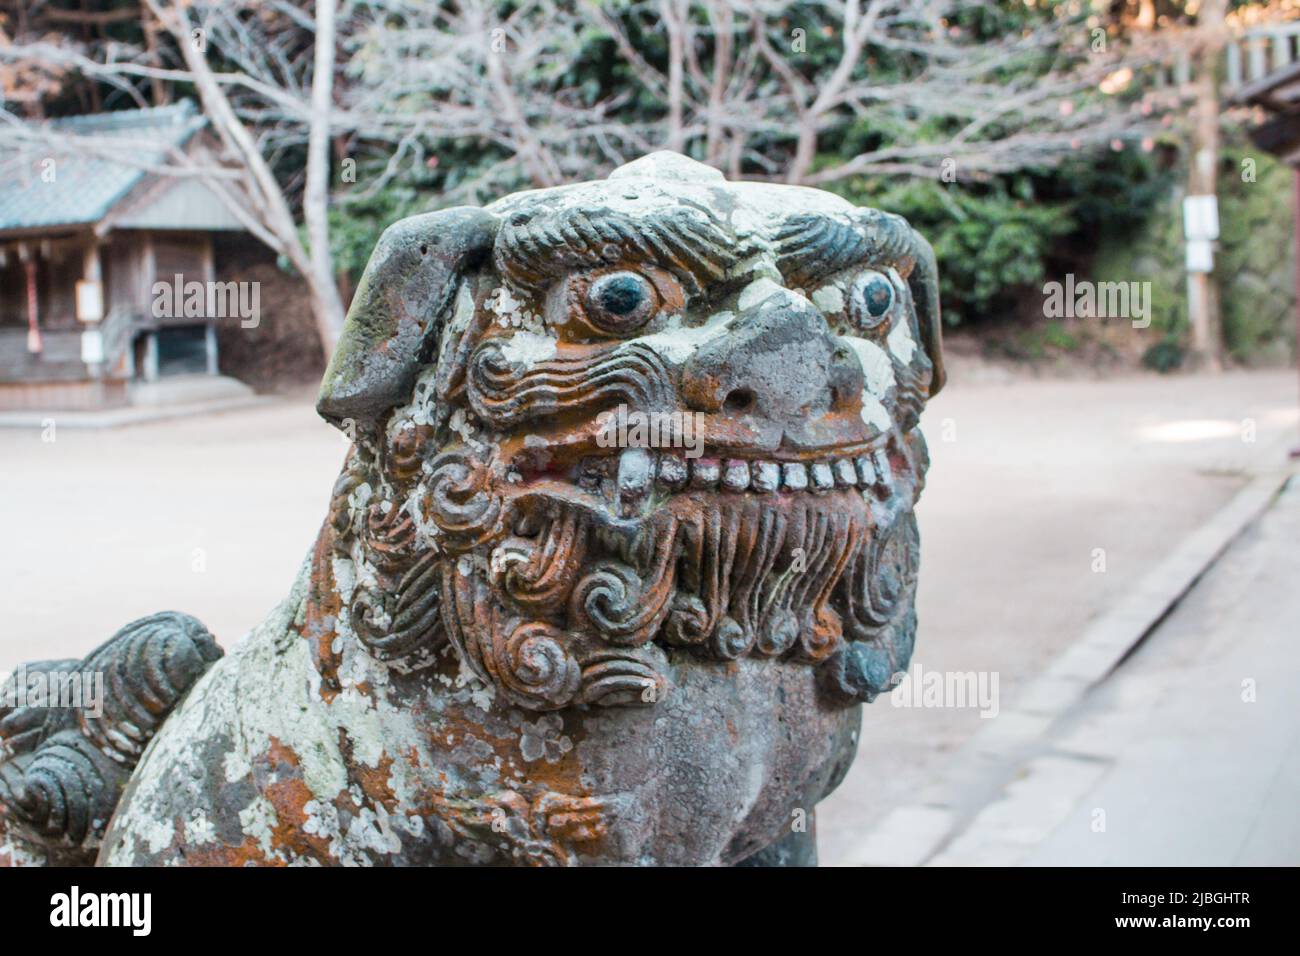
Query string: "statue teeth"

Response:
xmin=721 ymin=459 xmax=751 ymax=492
xmin=871 ymin=448 xmax=893 ymax=498
xmin=834 ymin=458 xmax=858 ymax=487
xmin=780 ymin=462 xmax=808 ymax=492
xmin=854 ymin=455 xmax=876 ymax=487
xmin=751 ymin=461 xmax=780 ymax=493
xmin=616 ymin=447 xmax=653 ymax=517
xmin=657 ymin=454 xmax=689 ymax=490
xmin=809 ymin=461 xmax=834 ymax=492
xmin=690 ymin=458 xmax=721 ymax=489
xmin=620 ymin=452 xmax=874 ymax=497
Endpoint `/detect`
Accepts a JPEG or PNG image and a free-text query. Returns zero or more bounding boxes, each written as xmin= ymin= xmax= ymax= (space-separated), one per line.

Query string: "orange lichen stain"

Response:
xmin=434 ymin=703 xmax=593 ymax=798
xmin=176 ymin=837 xmax=287 ymax=867
xmin=176 ymin=740 xmax=403 ymax=866
xmin=404 ymin=706 xmax=612 ymax=864
xmin=184 ymin=765 xmax=417 ymax=869
xmin=243 ymin=737 xmax=334 ymax=862
xmin=303 ymin=523 xmax=344 ymax=702
xmin=346 ymin=746 xmax=399 ymax=813
xmin=404 ymin=745 xmax=422 ymax=770
xmin=155 ymin=806 xmax=277 ymax=867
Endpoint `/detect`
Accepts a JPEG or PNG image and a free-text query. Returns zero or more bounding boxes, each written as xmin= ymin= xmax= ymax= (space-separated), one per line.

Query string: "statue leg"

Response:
xmin=734 ymin=812 xmax=819 ymax=867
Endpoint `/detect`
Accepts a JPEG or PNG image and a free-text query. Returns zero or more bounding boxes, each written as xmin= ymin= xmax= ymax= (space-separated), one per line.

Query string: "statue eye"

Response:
xmin=850 ymin=271 xmax=895 ymax=330
xmin=585 ymin=271 xmax=659 ymax=334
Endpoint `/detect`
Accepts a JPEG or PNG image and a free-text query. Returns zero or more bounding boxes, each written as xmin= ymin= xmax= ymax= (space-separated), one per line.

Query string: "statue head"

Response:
xmin=316 ymin=152 xmax=943 ymax=713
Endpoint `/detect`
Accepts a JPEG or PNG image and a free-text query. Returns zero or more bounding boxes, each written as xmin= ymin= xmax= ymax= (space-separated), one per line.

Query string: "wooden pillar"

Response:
xmin=1226 ymin=41 xmax=1243 ymax=89
xmin=19 ymin=242 xmax=40 ymax=355
xmin=1292 ymin=168 xmax=1300 ymax=459
xmin=141 ymin=233 xmax=155 ymax=305
xmin=1248 ymin=35 xmax=1267 ymax=81
xmin=83 ymin=239 xmax=102 ymax=284
xmin=141 ymin=234 xmax=159 ymax=383
xmin=203 ymin=237 xmax=219 ymax=375
xmin=205 ymin=322 xmax=218 ymax=376
xmin=203 ymin=234 xmax=215 ymax=284
xmin=143 ymin=331 xmax=159 ymax=382
xmin=1187 ymin=0 xmax=1227 ymax=372
xmin=1272 ymin=30 xmax=1291 ymax=73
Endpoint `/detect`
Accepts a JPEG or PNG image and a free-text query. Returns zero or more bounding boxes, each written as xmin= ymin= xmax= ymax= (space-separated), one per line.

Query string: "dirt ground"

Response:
xmin=1 ymin=364 xmax=1297 ymax=862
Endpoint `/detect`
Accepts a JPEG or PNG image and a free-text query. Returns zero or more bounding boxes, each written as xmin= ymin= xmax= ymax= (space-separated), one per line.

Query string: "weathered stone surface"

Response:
xmin=3 ymin=151 xmax=943 ymax=866
xmin=0 ymin=613 xmax=221 ymax=866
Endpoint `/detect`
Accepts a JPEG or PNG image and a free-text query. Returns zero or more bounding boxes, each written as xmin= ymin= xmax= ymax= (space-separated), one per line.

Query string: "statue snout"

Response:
xmin=680 ymin=286 xmax=864 ymax=429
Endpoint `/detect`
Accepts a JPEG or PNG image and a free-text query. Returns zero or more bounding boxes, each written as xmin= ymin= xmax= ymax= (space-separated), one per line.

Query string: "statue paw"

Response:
xmin=0 ymin=612 xmax=221 ymax=865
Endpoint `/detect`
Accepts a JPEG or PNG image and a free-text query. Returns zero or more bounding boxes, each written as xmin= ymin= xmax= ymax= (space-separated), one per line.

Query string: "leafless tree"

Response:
xmin=341 ymin=0 xmax=1186 ymax=202
xmin=0 ymin=0 xmax=1199 ymax=355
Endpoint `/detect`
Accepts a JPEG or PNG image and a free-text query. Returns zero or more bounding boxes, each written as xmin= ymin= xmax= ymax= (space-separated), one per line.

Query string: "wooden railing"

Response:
xmin=1225 ymin=22 xmax=1300 ymax=90
xmin=1142 ymin=22 xmax=1300 ymax=96
xmin=0 ymin=327 xmax=84 ymax=383
xmin=99 ymin=305 xmax=135 ymax=377
xmin=0 ymin=306 xmax=138 ymax=383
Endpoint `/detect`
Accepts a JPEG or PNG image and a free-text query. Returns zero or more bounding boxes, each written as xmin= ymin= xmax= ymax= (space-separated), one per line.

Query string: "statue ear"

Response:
xmin=316 ymin=207 xmax=499 ymax=430
xmin=904 ymin=228 xmax=945 ymax=397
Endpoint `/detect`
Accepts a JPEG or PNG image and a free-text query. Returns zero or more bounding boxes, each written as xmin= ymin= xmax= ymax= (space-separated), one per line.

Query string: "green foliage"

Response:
xmin=327 ymin=189 xmax=421 ymax=280
xmin=321 ymin=1 xmax=1290 ymax=365
xmin=1091 ymin=179 xmax=1187 ymax=341
xmin=325 ymin=139 xmax=539 ymax=277
xmin=1045 ymin=147 xmax=1178 ymax=239
xmin=1142 ymin=339 xmax=1186 ymax=373
xmin=859 ymin=179 xmax=1074 ymax=326
xmin=1216 ymin=144 xmax=1297 ymax=362
xmin=1043 ymin=319 xmax=1082 ymax=352
xmin=822 ymin=145 xmax=1175 ymax=327
xmin=1093 ymin=132 xmax=1297 ymax=364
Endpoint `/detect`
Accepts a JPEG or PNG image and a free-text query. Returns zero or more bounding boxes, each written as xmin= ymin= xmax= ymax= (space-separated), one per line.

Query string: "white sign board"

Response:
xmin=76 ymin=279 xmax=104 ymax=322
xmin=1183 ymin=195 xmax=1219 ymax=241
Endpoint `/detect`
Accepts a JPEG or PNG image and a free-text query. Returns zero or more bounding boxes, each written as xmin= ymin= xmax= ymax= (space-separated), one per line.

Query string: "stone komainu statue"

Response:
xmin=0 ymin=153 xmax=943 ymax=866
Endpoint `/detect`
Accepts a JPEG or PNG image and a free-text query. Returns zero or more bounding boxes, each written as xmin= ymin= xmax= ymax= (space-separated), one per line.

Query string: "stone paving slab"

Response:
xmin=838 ymin=451 xmax=1297 ymax=867
xmin=930 ymin=475 xmax=1300 ymax=866
xmin=931 ymin=754 xmax=1109 ymax=866
xmin=1016 ymin=479 xmax=1300 ymax=866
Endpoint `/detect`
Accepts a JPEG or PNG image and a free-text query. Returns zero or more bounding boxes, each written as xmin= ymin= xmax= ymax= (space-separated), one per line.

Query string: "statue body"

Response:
xmin=1 ymin=153 xmax=943 ymax=866
xmin=97 ymin=572 xmax=859 ymax=865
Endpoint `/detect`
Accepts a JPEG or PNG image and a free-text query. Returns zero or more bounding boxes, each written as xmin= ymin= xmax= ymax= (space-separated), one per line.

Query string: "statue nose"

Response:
xmin=681 ymin=292 xmax=863 ymax=422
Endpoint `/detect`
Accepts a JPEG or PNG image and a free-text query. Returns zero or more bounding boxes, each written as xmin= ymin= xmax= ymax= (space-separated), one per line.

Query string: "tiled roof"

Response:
xmin=0 ymin=100 xmax=206 ymax=233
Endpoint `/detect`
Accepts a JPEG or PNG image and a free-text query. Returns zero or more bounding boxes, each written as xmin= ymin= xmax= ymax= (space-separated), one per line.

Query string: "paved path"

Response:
xmin=817 ymin=368 xmax=1299 ymax=863
xmin=928 ymin=476 xmax=1300 ymax=866
xmin=0 ymin=390 xmax=347 ymax=667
